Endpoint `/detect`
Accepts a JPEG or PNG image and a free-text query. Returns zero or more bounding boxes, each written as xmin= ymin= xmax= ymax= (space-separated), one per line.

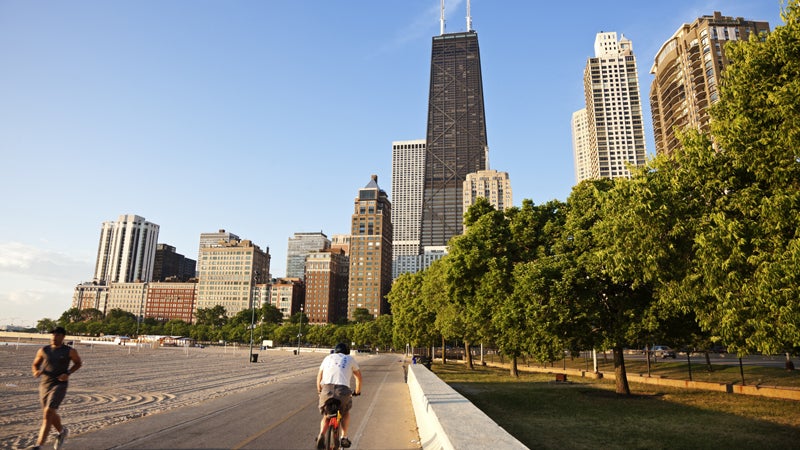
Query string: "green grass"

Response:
xmin=433 ymin=363 xmax=800 ymax=449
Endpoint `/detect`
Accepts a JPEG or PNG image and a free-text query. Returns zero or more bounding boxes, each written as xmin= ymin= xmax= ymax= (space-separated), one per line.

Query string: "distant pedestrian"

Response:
xmin=31 ymin=326 xmax=82 ymax=450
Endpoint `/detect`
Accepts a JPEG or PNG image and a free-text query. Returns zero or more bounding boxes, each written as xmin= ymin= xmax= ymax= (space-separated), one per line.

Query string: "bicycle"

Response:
xmin=319 ymin=392 xmax=359 ymax=450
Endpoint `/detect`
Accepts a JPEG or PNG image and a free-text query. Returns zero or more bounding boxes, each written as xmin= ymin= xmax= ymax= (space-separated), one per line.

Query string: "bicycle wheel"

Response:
xmin=324 ymin=421 xmax=339 ymax=450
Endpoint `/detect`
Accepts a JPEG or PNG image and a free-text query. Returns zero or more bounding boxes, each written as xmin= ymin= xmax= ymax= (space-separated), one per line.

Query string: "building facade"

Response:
xmin=285 ymin=232 xmax=331 ymax=280
xmin=420 ymin=28 xmax=489 ymax=249
xmin=107 ymin=282 xmax=148 ymax=319
xmin=72 ymin=283 xmax=109 ymax=313
xmin=152 ymin=244 xmax=196 ymax=282
xmin=94 ymin=214 xmax=160 ymax=284
xmin=463 ymin=169 xmax=513 ymax=212
xmin=196 ymin=239 xmax=271 ymax=317
xmin=268 ymin=278 xmax=305 ymax=320
xmin=650 ymin=12 xmax=770 ymax=155
xmin=145 ymin=281 xmax=198 ymax=323
xmin=330 ymin=234 xmax=351 ymax=256
xmin=573 ymin=32 xmax=647 ymax=181
xmin=348 ymin=175 xmax=393 ymax=319
xmin=571 ymin=108 xmax=593 ymax=183
xmin=305 ymin=248 xmax=349 ymax=324
xmin=391 ymin=139 xmax=426 ymax=279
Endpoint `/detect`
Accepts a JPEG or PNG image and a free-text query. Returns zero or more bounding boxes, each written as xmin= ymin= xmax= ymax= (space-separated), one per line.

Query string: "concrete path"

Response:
xmin=65 ymin=353 xmax=420 ymax=449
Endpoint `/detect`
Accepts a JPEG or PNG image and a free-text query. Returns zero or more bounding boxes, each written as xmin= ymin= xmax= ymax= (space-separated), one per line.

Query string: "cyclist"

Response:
xmin=316 ymin=342 xmax=362 ymax=448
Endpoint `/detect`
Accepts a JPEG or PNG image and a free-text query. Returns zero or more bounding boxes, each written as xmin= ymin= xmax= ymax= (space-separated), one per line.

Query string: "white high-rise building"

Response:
xmin=463 ymin=169 xmax=513 ymax=212
xmin=93 ymin=214 xmax=159 ymax=284
xmin=571 ymin=108 xmax=593 ymax=183
xmin=391 ymin=139 xmax=425 ymax=280
xmin=573 ymin=32 xmax=647 ymax=180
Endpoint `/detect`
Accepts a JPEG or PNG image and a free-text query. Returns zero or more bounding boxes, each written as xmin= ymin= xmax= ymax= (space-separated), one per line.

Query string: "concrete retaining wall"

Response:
xmin=406 ymin=363 xmax=528 ymax=450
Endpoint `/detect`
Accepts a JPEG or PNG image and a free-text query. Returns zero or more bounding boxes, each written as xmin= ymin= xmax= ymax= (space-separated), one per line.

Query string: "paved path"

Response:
xmin=65 ymin=353 xmax=420 ymax=449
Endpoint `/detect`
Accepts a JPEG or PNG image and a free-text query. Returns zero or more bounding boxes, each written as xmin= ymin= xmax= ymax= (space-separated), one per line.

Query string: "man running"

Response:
xmin=32 ymin=326 xmax=82 ymax=450
xmin=316 ymin=342 xmax=362 ymax=448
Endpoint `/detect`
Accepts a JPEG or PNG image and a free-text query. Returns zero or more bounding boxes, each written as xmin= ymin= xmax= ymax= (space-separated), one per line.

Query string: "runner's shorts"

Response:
xmin=319 ymin=384 xmax=353 ymax=414
xmin=40 ymin=381 xmax=68 ymax=409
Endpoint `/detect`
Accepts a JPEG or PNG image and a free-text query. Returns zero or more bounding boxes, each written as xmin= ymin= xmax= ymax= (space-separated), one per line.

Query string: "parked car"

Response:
xmin=651 ymin=345 xmax=676 ymax=358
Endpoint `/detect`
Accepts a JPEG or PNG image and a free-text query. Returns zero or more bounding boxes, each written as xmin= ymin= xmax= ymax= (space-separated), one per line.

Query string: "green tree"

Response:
xmin=493 ymin=200 xmax=567 ymax=376
xmin=685 ymin=1 xmax=800 ymax=356
xmin=387 ymin=271 xmax=437 ymax=352
xmin=352 ymin=307 xmax=374 ymax=323
xmin=36 ymin=318 xmax=57 ymax=333
xmin=445 ymin=199 xmax=510 ymax=370
xmin=260 ymin=303 xmax=283 ymax=324
xmin=195 ymin=306 xmax=227 ymax=328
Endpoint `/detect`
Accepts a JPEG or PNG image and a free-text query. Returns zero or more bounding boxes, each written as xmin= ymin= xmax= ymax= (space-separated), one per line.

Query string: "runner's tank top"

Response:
xmin=41 ymin=345 xmax=72 ymax=383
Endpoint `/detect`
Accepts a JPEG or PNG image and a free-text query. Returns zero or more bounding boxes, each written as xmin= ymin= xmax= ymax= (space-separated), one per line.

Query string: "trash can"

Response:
xmin=293 ymin=349 xmax=298 ymax=355
xmin=419 ymin=356 xmax=431 ymax=370
xmin=250 ymin=353 xmax=259 ymax=363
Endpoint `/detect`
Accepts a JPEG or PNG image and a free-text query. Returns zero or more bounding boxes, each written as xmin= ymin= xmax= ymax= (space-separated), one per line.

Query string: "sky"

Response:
xmin=0 ymin=0 xmax=785 ymax=327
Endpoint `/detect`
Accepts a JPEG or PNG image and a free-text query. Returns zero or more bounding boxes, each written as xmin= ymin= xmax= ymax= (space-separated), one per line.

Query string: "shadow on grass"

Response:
xmin=434 ymin=364 xmax=800 ymax=450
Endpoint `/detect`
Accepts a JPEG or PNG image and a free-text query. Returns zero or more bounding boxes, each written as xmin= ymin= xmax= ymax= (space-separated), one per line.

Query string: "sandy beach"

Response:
xmin=0 ymin=336 xmax=328 ymax=450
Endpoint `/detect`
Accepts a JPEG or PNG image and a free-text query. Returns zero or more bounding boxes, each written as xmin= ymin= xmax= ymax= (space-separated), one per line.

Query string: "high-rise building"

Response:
xmin=348 ymin=175 xmax=393 ymax=319
xmin=93 ymin=214 xmax=160 ymax=284
xmin=420 ymin=7 xmax=488 ymax=249
xmin=571 ymin=108 xmax=593 ymax=183
xmin=463 ymin=169 xmax=513 ymax=212
xmin=197 ymin=229 xmax=240 ymax=272
xmin=391 ymin=139 xmax=426 ymax=279
xmin=305 ymin=248 xmax=349 ymax=324
xmin=286 ymin=232 xmax=331 ymax=280
xmin=196 ymin=239 xmax=270 ymax=317
xmin=650 ymin=12 xmax=769 ymax=155
xmin=573 ymin=32 xmax=647 ymax=181
xmin=152 ymin=244 xmax=196 ymax=282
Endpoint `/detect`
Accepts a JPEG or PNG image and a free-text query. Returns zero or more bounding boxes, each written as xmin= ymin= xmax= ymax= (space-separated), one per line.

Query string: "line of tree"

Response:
xmin=35 ymin=305 xmax=394 ymax=351
xmin=388 ymin=1 xmax=800 ymax=395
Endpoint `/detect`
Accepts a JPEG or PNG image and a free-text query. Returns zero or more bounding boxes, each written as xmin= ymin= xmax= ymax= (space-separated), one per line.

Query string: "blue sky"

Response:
xmin=0 ymin=1 xmax=784 ymax=327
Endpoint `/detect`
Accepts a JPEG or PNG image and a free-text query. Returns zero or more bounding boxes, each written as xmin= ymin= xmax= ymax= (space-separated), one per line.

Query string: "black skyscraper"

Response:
xmin=420 ymin=30 xmax=488 ymax=248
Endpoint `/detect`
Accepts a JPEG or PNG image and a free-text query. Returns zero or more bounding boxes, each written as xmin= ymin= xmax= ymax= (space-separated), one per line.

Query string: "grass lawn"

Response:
xmin=433 ymin=362 xmax=800 ymax=449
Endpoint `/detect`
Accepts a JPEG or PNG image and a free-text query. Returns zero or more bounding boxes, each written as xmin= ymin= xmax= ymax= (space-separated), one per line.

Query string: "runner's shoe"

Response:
xmin=54 ymin=427 xmax=68 ymax=450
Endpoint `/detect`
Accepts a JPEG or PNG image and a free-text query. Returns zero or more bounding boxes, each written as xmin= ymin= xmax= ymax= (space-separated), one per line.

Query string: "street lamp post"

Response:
xmin=296 ymin=304 xmax=304 ymax=355
xmin=249 ymin=272 xmax=259 ymax=363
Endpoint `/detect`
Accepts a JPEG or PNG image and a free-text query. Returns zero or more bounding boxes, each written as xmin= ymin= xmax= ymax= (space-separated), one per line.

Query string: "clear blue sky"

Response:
xmin=0 ymin=1 xmax=784 ymax=327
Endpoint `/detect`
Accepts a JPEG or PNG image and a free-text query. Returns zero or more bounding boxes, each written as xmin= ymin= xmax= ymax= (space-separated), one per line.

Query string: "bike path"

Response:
xmin=64 ymin=353 xmax=420 ymax=449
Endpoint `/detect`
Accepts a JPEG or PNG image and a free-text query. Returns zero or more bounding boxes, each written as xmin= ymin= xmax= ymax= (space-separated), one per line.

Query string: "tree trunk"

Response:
xmin=704 ymin=351 xmax=713 ymax=372
xmin=612 ymin=346 xmax=631 ymax=395
xmin=464 ymin=339 xmax=474 ymax=370
xmin=510 ymin=355 xmax=518 ymax=378
xmin=441 ymin=335 xmax=446 ymax=365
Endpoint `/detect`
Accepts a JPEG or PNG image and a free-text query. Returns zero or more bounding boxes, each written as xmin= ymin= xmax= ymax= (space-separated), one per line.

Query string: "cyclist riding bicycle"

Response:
xmin=317 ymin=342 xmax=362 ymax=449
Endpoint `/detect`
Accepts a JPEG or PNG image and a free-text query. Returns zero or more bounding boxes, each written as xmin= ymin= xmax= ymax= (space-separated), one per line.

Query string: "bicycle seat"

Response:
xmin=323 ymin=398 xmax=341 ymax=415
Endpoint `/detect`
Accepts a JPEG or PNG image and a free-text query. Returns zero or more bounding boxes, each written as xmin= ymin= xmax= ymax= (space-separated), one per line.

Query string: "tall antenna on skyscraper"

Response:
xmin=466 ymin=0 xmax=472 ymax=31
xmin=440 ymin=0 xmax=445 ymax=35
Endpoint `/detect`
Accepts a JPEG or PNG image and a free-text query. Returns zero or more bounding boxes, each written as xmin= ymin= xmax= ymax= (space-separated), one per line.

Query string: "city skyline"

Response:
xmin=0 ymin=1 xmax=783 ymax=326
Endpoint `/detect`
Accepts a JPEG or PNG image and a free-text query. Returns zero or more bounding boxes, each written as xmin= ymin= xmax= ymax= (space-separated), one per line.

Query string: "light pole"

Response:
xmin=296 ymin=304 xmax=304 ymax=355
xmin=249 ymin=271 xmax=259 ymax=363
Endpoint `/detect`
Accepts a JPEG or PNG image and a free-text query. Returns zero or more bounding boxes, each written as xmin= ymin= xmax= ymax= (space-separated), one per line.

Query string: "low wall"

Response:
xmin=482 ymin=359 xmax=800 ymax=401
xmin=406 ymin=363 xmax=528 ymax=450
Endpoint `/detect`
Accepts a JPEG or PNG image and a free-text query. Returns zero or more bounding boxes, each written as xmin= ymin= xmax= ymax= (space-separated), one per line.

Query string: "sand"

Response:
xmin=0 ymin=337 xmax=328 ymax=450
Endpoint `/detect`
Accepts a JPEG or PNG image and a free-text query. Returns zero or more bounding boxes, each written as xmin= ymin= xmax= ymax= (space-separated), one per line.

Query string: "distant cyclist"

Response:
xmin=316 ymin=343 xmax=362 ymax=448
